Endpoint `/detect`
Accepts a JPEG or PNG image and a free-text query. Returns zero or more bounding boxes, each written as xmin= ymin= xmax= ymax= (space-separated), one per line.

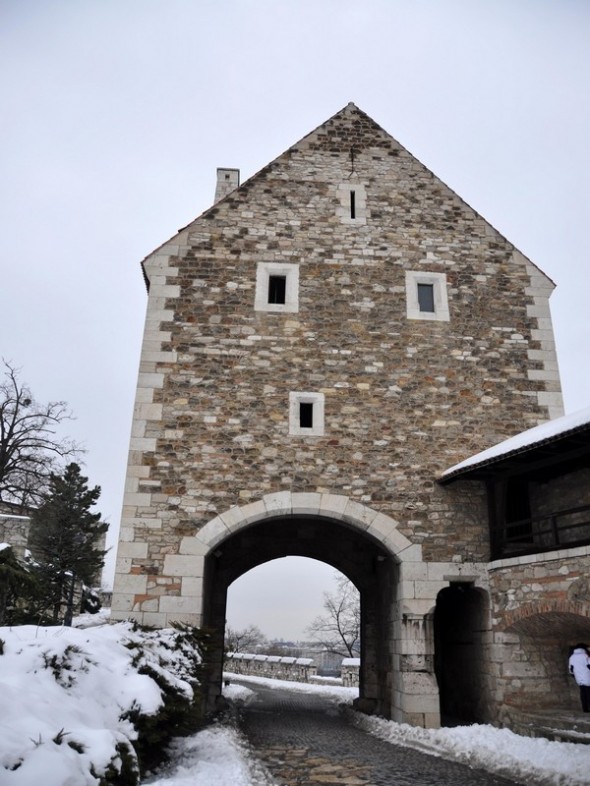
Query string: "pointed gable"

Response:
xmin=143 ymin=102 xmax=551 ymax=292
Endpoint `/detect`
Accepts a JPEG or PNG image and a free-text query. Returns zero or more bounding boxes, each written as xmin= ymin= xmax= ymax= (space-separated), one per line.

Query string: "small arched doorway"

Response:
xmin=434 ymin=583 xmax=488 ymax=725
xmin=501 ymin=607 xmax=590 ymax=716
xmin=201 ymin=514 xmax=396 ymax=717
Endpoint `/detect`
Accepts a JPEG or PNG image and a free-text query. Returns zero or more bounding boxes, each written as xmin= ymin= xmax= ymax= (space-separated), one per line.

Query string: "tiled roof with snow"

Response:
xmin=442 ymin=405 xmax=590 ymax=480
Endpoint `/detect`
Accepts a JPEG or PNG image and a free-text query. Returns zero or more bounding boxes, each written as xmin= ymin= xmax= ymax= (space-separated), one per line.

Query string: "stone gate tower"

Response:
xmin=111 ymin=103 xmax=564 ymax=726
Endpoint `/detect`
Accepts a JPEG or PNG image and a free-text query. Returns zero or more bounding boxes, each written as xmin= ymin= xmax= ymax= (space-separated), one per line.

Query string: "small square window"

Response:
xmin=299 ymin=401 xmax=313 ymax=428
xmin=268 ymin=275 xmax=286 ymax=305
xmin=405 ymin=271 xmax=450 ymax=321
xmin=289 ymin=392 xmax=325 ymax=436
xmin=255 ymin=263 xmax=299 ymax=313
xmin=417 ymin=283 xmax=435 ymax=313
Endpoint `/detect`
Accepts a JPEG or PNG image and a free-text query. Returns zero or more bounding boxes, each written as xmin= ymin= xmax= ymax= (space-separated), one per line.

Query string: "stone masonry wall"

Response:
xmin=0 ymin=514 xmax=30 ymax=558
xmin=112 ymin=104 xmax=562 ymax=624
xmin=488 ymin=547 xmax=590 ymax=717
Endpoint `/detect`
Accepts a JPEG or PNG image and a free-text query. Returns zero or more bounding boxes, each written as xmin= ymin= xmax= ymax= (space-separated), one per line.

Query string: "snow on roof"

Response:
xmin=342 ymin=657 xmax=360 ymax=666
xmin=0 ymin=542 xmax=11 ymax=552
xmin=442 ymin=405 xmax=590 ymax=479
xmin=281 ymin=657 xmax=297 ymax=664
xmin=295 ymin=658 xmax=314 ymax=665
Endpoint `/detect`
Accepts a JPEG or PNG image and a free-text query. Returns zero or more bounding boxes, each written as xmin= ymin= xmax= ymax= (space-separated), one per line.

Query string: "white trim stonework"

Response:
xmin=288 ymin=391 xmax=325 ymax=436
xmin=405 ymin=270 xmax=450 ymax=321
xmin=336 ymin=181 xmax=368 ymax=224
xmin=254 ymin=261 xmax=299 ymax=313
xmin=523 ymin=255 xmax=564 ymax=420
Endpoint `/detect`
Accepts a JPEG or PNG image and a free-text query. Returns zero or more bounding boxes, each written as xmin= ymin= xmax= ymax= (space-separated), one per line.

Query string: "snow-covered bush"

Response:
xmin=0 ymin=620 xmax=205 ymax=785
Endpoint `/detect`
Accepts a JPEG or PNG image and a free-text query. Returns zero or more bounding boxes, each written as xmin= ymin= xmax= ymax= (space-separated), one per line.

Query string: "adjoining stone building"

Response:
xmin=111 ymin=103 xmax=589 ymax=729
xmin=0 ymin=503 xmax=31 ymax=558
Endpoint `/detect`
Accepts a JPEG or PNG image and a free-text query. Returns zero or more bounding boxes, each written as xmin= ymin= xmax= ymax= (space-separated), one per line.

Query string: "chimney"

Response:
xmin=215 ymin=168 xmax=240 ymax=203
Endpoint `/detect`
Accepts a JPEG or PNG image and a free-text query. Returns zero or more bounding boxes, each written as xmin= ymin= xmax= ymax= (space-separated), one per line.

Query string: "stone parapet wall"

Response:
xmin=225 ymin=652 xmax=317 ymax=682
xmin=341 ymin=658 xmax=360 ymax=687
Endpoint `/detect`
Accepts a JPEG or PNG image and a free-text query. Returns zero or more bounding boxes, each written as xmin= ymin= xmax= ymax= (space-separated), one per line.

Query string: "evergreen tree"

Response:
xmin=0 ymin=544 xmax=38 ymax=625
xmin=28 ymin=463 xmax=108 ymax=623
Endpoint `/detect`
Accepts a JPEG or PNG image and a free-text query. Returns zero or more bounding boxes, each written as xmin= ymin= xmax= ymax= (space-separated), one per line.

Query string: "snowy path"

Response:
xmin=237 ymin=681 xmax=521 ymax=786
xmin=143 ymin=676 xmax=590 ymax=786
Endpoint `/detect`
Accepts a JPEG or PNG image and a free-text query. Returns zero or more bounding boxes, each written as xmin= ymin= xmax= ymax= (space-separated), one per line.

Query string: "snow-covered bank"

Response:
xmin=0 ymin=619 xmax=202 ymax=785
xmin=353 ymin=712 xmax=590 ymax=786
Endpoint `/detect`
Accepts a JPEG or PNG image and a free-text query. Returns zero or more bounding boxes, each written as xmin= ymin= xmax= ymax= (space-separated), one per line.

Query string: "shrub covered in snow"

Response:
xmin=0 ymin=620 xmax=205 ymax=785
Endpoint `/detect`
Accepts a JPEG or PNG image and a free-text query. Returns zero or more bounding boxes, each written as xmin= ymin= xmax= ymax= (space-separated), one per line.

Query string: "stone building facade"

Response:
xmin=111 ymin=103 xmax=588 ymax=728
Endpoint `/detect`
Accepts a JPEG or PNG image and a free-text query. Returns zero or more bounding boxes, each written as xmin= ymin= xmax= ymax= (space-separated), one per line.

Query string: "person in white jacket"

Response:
xmin=568 ymin=644 xmax=590 ymax=712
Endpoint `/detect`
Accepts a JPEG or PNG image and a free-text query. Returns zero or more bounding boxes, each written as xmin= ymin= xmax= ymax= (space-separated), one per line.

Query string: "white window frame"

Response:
xmin=289 ymin=392 xmax=325 ymax=436
xmin=255 ymin=262 xmax=299 ymax=313
xmin=405 ymin=271 xmax=450 ymax=321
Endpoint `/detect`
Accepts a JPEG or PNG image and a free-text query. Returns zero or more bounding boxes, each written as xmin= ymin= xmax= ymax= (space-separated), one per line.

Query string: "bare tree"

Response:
xmin=0 ymin=361 xmax=80 ymax=510
xmin=305 ymin=573 xmax=360 ymax=657
xmin=225 ymin=624 xmax=267 ymax=653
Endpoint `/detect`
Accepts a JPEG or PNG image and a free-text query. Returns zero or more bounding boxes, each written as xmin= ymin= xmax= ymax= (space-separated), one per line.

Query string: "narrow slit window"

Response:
xmin=417 ymin=283 xmax=435 ymax=313
xmin=350 ymin=190 xmax=356 ymax=219
xmin=299 ymin=402 xmax=313 ymax=429
xmin=268 ymin=275 xmax=287 ymax=304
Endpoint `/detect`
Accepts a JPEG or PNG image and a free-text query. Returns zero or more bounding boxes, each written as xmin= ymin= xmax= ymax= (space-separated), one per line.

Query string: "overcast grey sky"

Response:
xmin=1 ymin=0 xmax=589 ymax=640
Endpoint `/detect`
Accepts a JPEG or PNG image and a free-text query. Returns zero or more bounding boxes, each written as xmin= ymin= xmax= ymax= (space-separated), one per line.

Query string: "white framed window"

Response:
xmin=289 ymin=392 xmax=325 ymax=436
xmin=255 ymin=262 xmax=299 ymax=313
xmin=405 ymin=271 xmax=450 ymax=321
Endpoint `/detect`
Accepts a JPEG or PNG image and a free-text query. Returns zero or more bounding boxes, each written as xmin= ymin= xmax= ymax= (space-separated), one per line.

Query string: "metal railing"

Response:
xmin=492 ymin=503 xmax=590 ymax=559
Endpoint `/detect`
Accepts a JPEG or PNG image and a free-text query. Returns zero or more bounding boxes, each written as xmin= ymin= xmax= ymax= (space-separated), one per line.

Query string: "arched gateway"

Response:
xmin=201 ymin=494 xmax=410 ymax=719
xmin=111 ymin=104 xmax=572 ymax=729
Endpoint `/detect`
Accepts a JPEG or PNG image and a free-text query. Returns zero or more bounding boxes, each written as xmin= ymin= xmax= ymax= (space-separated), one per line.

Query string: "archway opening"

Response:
xmin=226 ymin=557 xmax=339 ymax=643
xmin=225 ymin=556 xmax=360 ymax=680
xmin=503 ymin=611 xmax=590 ymax=715
xmin=201 ymin=514 xmax=396 ymax=717
xmin=434 ymin=583 xmax=487 ymax=725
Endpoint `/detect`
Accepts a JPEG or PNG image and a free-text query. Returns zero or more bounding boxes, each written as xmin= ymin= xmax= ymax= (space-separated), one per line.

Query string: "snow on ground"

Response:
xmin=1 ymin=625 xmax=589 ymax=786
xmin=219 ymin=674 xmax=590 ymax=786
xmin=352 ymin=712 xmax=590 ymax=786
xmin=142 ymin=724 xmax=274 ymax=786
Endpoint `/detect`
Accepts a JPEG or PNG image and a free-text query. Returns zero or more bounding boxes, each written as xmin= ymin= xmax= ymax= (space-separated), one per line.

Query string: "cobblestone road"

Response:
xmin=237 ymin=684 xmax=523 ymax=786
